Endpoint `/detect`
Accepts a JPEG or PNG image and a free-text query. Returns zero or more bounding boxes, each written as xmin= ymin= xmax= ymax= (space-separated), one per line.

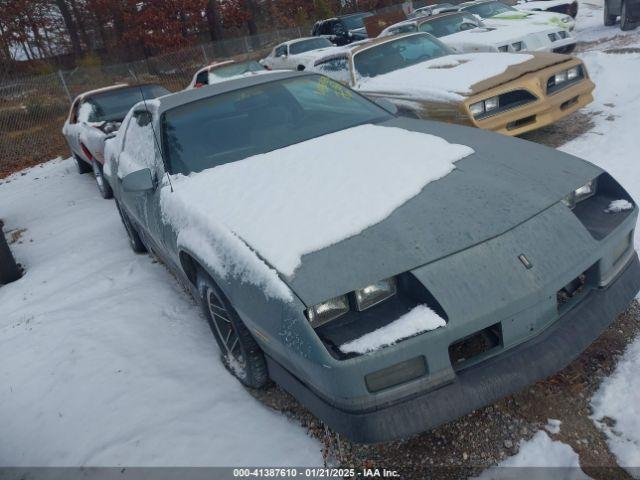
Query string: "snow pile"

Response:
xmin=0 ymin=159 xmax=322 ymax=466
xmin=605 ymin=199 xmax=633 ymax=213
xmin=357 ymin=53 xmax=533 ymax=102
xmin=474 ymin=431 xmax=591 ymax=479
xmin=590 ymin=338 xmax=640 ymax=474
xmin=339 ymin=305 xmax=446 ymax=354
xmin=545 ymin=419 xmax=562 ymax=435
xmin=161 ymin=124 xmax=474 ymax=279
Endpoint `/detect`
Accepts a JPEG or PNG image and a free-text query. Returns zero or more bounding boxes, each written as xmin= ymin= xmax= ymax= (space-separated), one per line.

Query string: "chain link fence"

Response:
xmin=0 ymin=25 xmax=306 ymax=177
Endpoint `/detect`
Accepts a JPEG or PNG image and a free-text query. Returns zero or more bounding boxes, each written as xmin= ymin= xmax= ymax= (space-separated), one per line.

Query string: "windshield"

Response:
xmin=353 ymin=34 xmax=452 ymax=79
xmin=341 ymin=12 xmax=373 ymax=30
xmin=418 ymin=13 xmax=482 ymax=37
xmin=210 ymin=61 xmax=265 ymax=79
xmin=81 ymin=85 xmax=169 ymax=122
xmin=162 ymin=76 xmax=390 ymax=175
xmin=461 ymin=1 xmax=516 ymax=18
xmin=289 ymin=37 xmax=333 ymax=54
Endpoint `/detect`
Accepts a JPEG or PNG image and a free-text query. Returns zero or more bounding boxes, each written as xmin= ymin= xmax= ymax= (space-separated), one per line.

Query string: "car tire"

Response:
xmin=115 ymin=200 xmax=147 ymax=253
xmin=604 ymin=0 xmax=617 ymax=25
xmin=75 ymin=154 xmax=92 ymax=174
xmin=92 ymin=160 xmax=113 ymax=199
xmin=620 ymin=0 xmax=636 ymax=29
xmin=197 ymin=272 xmax=269 ymax=389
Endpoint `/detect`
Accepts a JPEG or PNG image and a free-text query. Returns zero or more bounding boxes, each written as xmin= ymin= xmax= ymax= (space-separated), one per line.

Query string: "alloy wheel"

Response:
xmin=206 ymin=287 xmax=247 ymax=379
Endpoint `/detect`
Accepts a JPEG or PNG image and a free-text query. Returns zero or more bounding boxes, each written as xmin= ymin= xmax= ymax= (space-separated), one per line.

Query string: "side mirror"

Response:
xmin=122 ymin=168 xmax=154 ymax=193
xmin=374 ymin=98 xmax=399 ymax=115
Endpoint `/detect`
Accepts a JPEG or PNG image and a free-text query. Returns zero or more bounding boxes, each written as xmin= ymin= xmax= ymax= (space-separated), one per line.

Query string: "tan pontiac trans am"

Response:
xmin=308 ymin=32 xmax=594 ymax=135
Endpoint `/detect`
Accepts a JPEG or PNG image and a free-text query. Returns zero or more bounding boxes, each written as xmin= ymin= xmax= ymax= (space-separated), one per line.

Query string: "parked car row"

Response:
xmin=59 ymin=0 xmax=640 ymax=445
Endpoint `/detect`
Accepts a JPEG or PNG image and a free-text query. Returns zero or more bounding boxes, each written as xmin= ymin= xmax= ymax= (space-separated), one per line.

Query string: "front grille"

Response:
xmin=449 ymin=323 xmax=502 ymax=371
xmin=475 ymin=89 xmax=537 ymax=120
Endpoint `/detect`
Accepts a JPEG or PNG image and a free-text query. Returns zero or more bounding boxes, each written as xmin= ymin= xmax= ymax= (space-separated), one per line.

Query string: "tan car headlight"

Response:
xmin=470 ymin=96 xmax=500 ymax=117
xmin=354 ymin=277 xmax=397 ymax=311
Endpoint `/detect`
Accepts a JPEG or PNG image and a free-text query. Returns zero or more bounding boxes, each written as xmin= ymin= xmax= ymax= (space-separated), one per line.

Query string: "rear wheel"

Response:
xmin=92 ymin=160 xmax=113 ymax=199
xmin=115 ymin=200 xmax=147 ymax=253
xmin=75 ymin=154 xmax=92 ymax=174
xmin=198 ymin=272 xmax=269 ymax=389
xmin=620 ymin=0 xmax=636 ymax=29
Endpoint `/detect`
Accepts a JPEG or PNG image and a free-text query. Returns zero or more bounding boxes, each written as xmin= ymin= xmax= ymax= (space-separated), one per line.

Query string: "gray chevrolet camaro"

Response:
xmin=104 ymin=71 xmax=640 ymax=443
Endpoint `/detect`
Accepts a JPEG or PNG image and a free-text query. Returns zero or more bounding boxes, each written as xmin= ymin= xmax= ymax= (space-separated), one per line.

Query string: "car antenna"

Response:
xmin=138 ymin=84 xmax=174 ymax=193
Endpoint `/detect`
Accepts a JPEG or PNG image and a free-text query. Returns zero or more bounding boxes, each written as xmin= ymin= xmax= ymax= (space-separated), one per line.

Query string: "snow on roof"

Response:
xmin=356 ymin=52 xmax=533 ymax=101
xmin=161 ymin=124 xmax=474 ymax=286
xmin=76 ymin=83 xmax=130 ymax=101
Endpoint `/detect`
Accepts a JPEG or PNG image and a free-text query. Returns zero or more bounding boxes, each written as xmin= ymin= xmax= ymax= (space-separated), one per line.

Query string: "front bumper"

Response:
xmin=267 ymin=253 xmax=640 ymax=444
xmin=471 ymin=76 xmax=594 ymax=136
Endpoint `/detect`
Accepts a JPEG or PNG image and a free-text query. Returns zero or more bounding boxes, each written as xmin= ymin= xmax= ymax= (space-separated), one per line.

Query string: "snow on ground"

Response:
xmin=357 ymin=52 xmax=533 ymax=101
xmin=591 ymin=339 xmax=640 ymax=476
xmin=161 ymin=124 xmax=473 ymax=278
xmin=0 ymin=159 xmax=322 ymax=466
xmin=339 ymin=305 xmax=446 ymax=354
xmin=473 ymin=431 xmax=592 ymax=479
xmin=544 ymin=419 xmax=562 ymax=435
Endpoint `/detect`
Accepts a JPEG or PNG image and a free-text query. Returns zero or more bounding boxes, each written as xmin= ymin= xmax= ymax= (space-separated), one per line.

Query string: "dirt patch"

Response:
xmin=250 ymin=302 xmax=640 ymax=478
xmin=519 ymin=110 xmax=596 ymax=148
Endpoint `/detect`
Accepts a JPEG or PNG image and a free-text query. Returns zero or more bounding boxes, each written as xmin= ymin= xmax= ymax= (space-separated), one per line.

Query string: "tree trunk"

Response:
xmin=69 ymin=0 xmax=92 ymax=50
xmin=245 ymin=0 xmax=260 ymax=48
xmin=206 ymin=0 xmax=226 ymax=55
xmin=0 ymin=229 xmax=21 ymax=285
xmin=54 ymin=0 xmax=82 ymax=56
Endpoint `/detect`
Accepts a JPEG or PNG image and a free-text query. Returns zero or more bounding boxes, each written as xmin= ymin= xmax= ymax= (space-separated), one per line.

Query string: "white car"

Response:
xmin=408 ymin=3 xmax=460 ymax=18
xmin=260 ymin=37 xmax=336 ymax=71
xmin=459 ymin=0 xmax=576 ymax=30
xmin=187 ymin=60 xmax=270 ymax=89
xmin=379 ymin=11 xmax=576 ymax=54
xmin=61 ymin=83 xmax=169 ymax=198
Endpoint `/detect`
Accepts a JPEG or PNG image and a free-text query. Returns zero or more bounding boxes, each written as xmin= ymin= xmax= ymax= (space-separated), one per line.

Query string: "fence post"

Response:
xmin=201 ymin=44 xmax=209 ymax=64
xmin=57 ymin=70 xmax=72 ymax=103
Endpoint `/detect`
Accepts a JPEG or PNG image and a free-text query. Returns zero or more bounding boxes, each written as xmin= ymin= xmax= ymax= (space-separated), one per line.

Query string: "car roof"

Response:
xmin=153 ymin=71 xmax=309 ymax=114
xmin=385 ymin=11 xmax=468 ymax=31
xmin=350 ymin=32 xmax=426 ymax=55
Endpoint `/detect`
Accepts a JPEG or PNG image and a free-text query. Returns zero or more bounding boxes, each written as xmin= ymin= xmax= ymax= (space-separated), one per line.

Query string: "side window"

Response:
xmin=314 ymin=56 xmax=351 ymax=84
xmin=195 ymin=70 xmax=209 ymax=86
xmin=275 ymin=45 xmax=287 ymax=57
xmin=118 ymin=110 xmax=159 ymax=177
xmin=321 ymin=21 xmax=333 ymax=36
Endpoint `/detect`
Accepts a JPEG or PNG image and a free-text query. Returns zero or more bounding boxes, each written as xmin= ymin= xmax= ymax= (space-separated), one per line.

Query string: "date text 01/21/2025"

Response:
xmin=232 ymin=468 xmax=401 ymax=478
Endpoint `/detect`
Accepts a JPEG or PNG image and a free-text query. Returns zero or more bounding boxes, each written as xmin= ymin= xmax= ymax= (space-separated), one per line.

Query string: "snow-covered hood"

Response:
xmin=442 ymin=24 xmax=569 ymax=52
xmin=483 ymin=10 xmax=574 ymax=29
xmin=355 ymin=52 xmax=568 ymax=102
xmin=287 ymin=117 xmax=602 ymax=305
xmin=161 ymin=121 xmax=601 ymax=306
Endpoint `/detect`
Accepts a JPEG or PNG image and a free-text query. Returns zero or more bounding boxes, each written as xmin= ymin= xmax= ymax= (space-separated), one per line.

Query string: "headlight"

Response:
xmin=306 ymin=295 xmax=349 ymax=328
xmin=511 ymin=41 xmax=524 ymax=51
xmin=562 ymin=178 xmax=598 ymax=209
xmin=498 ymin=45 xmax=509 ymax=52
xmin=469 ymin=96 xmax=500 ymax=117
xmin=354 ymin=277 xmax=397 ymax=311
xmin=548 ymin=65 xmax=582 ymax=92
xmin=558 ymin=30 xmax=568 ymax=39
